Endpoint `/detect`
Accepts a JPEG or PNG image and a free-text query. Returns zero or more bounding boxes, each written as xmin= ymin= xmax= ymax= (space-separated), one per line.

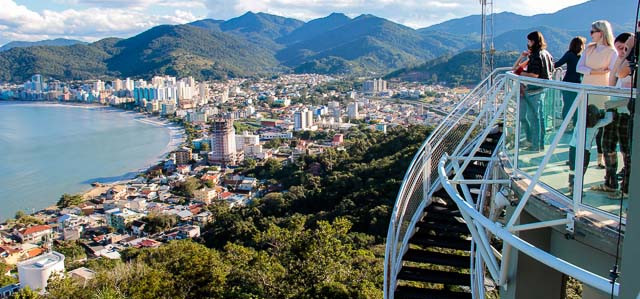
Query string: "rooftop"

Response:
xmin=17 ymin=251 xmax=64 ymax=269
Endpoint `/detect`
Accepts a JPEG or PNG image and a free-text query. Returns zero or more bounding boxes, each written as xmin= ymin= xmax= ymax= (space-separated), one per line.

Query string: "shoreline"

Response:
xmin=0 ymin=99 xmax=187 ymax=220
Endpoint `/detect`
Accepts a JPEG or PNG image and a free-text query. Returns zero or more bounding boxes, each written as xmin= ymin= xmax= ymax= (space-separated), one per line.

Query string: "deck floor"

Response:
xmin=517 ymin=132 xmax=627 ymax=217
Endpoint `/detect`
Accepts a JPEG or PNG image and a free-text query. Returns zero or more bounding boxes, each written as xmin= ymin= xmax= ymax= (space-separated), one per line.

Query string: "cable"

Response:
xmin=610 ymin=2 xmax=640 ymax=298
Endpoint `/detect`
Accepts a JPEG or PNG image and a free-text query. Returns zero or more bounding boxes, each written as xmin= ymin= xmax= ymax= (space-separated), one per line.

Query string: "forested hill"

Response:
xmin=37 ymin=125 xmax=431 ymax=298
xmin=385 ymin=51 xmax=520 ymax=86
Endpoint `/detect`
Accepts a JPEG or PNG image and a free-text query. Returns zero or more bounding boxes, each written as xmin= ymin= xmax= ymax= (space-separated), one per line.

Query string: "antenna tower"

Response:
xmin=480 ymin=0 xmax=495 ymax=79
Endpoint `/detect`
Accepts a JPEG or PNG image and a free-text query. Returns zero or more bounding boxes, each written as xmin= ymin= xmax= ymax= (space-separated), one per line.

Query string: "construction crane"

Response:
xmin=480 ymin=0 xmax=495 ymax=80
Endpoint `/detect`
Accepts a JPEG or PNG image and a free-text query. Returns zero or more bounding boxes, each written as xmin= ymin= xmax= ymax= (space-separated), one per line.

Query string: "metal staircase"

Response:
xmin=394 ymin=129 xmax=502 ymax=299
xmin=384 ymin=68 xmax=509 ymax=299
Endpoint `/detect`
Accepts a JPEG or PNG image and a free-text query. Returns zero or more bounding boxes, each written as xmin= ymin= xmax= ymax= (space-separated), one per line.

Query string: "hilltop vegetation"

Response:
xmin=385 ymin=51 xmax=520 ymax=86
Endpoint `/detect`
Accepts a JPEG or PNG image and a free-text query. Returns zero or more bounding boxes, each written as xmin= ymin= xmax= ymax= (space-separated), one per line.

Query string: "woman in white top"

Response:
xmin=576 ymin=20 xmax=617 ymax=176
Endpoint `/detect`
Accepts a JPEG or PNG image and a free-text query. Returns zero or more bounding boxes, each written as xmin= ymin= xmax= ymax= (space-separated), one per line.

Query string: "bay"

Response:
xmin=0 ymin=102 xmax=182 ymax=222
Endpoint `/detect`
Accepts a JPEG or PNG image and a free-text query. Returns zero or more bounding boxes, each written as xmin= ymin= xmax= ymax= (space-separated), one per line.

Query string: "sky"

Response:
xmin=0 ymin=0 xmax=591 ymax=46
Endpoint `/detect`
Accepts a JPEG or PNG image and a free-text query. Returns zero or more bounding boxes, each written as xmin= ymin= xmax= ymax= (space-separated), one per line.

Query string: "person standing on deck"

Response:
xmin=555 ymin=36 xmax=586 ymax=129
xmin=577 ymin=20 xmax=617 ymax=172
xmin=517 ymin=31 xmax=554 ymax=151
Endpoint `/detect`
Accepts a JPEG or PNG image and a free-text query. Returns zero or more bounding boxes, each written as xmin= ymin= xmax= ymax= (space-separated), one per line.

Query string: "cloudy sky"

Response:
xmin=0 ymin=0 xmax=590 ymax=46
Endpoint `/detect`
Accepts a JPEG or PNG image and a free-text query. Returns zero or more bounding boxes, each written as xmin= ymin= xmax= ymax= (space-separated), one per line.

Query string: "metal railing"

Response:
xmin=385 ymin=67 xmax=636 ymax=298
xmin=383 ymin=67 xmax=511 ymax=298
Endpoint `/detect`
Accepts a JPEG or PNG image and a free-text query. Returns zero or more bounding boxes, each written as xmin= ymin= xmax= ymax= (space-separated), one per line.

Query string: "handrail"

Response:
xmin=438 ymin=156 xmax=620 ymax=296
xmin=506 ymin=71 xmax=636 ymax=97
xmin=384 ymin=67 xmax=511 ymax=298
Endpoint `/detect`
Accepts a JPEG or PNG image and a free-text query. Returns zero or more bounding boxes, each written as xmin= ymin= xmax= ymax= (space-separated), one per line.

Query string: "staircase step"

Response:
xmin=410 ymin=234 xmax=471 ymax=251
xmin=473 ymin=151 xmax=492 ymax=158
xmin=403 ymin=248 xmax=469 ymax=268
xmin=395 ymin=285 xmax=471 ymax=299
xmin=416 ymin=221 xmax=470 ymax=234
xmin=397 ymin=267 xmax=471 ymax=286
xmin=431 ymin=189 xmax=452 ymax=200
xmin=425 ymin=205 xmax=461 ymax=217
xmin=421 ymin=212 xmax=465 ymax=225
xmin=479 ymin=142 xmax=498 ymax=151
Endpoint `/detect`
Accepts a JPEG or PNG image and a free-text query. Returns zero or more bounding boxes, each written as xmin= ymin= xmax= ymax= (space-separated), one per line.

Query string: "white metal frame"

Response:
xmin=437 ymin=72 xmax=634 ymax=296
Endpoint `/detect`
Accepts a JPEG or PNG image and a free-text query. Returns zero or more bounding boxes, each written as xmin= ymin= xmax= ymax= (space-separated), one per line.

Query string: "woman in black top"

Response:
xmin=555 ymin=36 xmax=586 ymax=125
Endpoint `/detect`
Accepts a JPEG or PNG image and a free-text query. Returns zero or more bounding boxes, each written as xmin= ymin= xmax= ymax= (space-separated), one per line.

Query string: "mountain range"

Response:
xmin=0 ymin=0 xmax=635 ymax=82
xmin=0 ymin=38 xmax=86 ymax=52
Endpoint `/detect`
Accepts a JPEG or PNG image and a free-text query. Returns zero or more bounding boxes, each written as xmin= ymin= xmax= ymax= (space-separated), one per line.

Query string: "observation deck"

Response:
xmin=384 ymin=67 xmax=638 ymax=299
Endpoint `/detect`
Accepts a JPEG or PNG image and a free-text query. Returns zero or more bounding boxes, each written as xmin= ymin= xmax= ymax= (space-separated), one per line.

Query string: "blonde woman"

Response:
xmin=577 ymin=20 xmax=618 ymax=191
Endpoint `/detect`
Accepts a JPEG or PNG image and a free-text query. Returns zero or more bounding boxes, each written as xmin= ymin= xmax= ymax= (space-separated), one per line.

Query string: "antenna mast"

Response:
xmin=480 ymin=0 xmax=495 ymax=79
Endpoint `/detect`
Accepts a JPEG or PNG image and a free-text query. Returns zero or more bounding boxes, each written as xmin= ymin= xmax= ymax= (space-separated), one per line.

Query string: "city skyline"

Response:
xmin=1 ymin=0 xmax=590 ymax=46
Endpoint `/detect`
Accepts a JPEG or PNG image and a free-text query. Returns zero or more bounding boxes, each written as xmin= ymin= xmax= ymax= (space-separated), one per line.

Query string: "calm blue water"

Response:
xmin=0 ymin=102 xmax=172 ymax=221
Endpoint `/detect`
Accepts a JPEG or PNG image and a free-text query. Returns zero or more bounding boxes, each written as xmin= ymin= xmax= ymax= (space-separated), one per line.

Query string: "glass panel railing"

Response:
xmin=517 ymin=83 xmax=549 ymax=172
xmin=504 ymin=79 xmax=518 ymax=166
xmin=580 ymin=93 xmax=630 ymax=217
xmin=516 ymin=83 xmax=573 ymax=195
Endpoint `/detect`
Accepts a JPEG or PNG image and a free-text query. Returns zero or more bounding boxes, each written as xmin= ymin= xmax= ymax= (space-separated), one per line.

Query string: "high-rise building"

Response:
xmin=94 ymin=80 xmax=104 ymax=92
xmin=209 ymin=118 xmax=238 ymax=166
xmin=363 ymin=78 xmax=387 ymax=93
xmin=306 ymin=109 xmax=314 ymax=127
xmin=114 ymin=79 xmax=123 ymax=91
xmin=31 ymin=74 xmax=44 ymax=92
xmin=294 ymin=109 xmax=308 ymax=131
xmin=125 ymin=78 xmax=134 ymax=91
xmin=347 ymin=102 xmax=359 ymax=119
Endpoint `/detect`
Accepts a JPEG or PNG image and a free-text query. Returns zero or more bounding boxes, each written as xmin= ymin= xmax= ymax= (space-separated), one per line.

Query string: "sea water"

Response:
xmin=0 ymin=102 xmax=177 ymax=221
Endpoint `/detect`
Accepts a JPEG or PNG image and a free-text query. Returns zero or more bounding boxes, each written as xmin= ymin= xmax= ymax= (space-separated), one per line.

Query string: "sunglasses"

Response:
xmin=590 ymin=29 xmax=601 ymax=34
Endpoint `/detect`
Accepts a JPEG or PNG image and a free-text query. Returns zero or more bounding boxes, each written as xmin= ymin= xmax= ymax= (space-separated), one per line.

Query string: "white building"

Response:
xmin=294 ymin=108 xmax=314 ymax=131
xmin=17 ymin=251 xmax=65 ymax=292
xmin=235 ymin=131 xmax=260 ymax=152
xmin=260 ymin=132 xmax=293 ymax=140
xmin=347 ymin=102 xmax=359 ymax=120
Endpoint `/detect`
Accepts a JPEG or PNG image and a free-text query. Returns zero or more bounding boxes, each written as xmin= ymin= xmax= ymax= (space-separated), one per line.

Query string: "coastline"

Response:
xmin=0 ymin=99 xmax=186 ymax=220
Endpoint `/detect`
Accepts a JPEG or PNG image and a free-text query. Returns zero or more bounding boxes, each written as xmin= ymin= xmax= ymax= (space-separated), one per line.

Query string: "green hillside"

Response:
xmin=385 ymin=51 xmax=520 ymax=86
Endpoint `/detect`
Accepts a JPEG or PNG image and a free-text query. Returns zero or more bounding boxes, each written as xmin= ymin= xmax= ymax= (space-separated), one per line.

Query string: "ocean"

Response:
xmin=0 ymin=102 xmax=181 ymax=221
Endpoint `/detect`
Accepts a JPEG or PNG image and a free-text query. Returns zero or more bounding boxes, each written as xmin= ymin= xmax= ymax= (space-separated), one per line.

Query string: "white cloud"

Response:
xmin=0 ymin=0 xmax=203 ymax=44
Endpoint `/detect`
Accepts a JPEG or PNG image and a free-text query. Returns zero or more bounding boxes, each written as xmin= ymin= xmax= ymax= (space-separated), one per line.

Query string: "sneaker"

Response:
xmin=590 ymin=184 xmax=616 ymax=192
xmin=608 ymin=190 xmax=628 ymax=199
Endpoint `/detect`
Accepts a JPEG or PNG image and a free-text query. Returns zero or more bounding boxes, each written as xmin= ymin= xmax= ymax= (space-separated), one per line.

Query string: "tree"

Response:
xmin=0 ymin=262 xmax=16 ymax=287
xmin=264 ymin=138 xmax=283 ymax=149
xmin=14 ymin=211 xmax=25 ymax=220
xmin=143 ymin=213 xmax=178 ymax=234
xmin=57 ymin=193 xmax=84 ymax=209
xmin=173 ymin=177 xmax=202 ymax=198
xmin=54 ymin=241 xmax=87 ymax=262
xmin=200 ymin=141 xmax=210 ymax=152
xmin=10 ymin=286 xmax=38 ymax=299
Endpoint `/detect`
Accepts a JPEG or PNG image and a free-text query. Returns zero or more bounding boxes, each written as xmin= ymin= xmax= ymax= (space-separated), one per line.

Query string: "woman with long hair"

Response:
xmin=518 ymin=31 xmax=554 ymax=151
xmin=555 ymin=36 xmax=586 ymax=126
xmin=576 ymin=20 xmax=618 ymax=191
